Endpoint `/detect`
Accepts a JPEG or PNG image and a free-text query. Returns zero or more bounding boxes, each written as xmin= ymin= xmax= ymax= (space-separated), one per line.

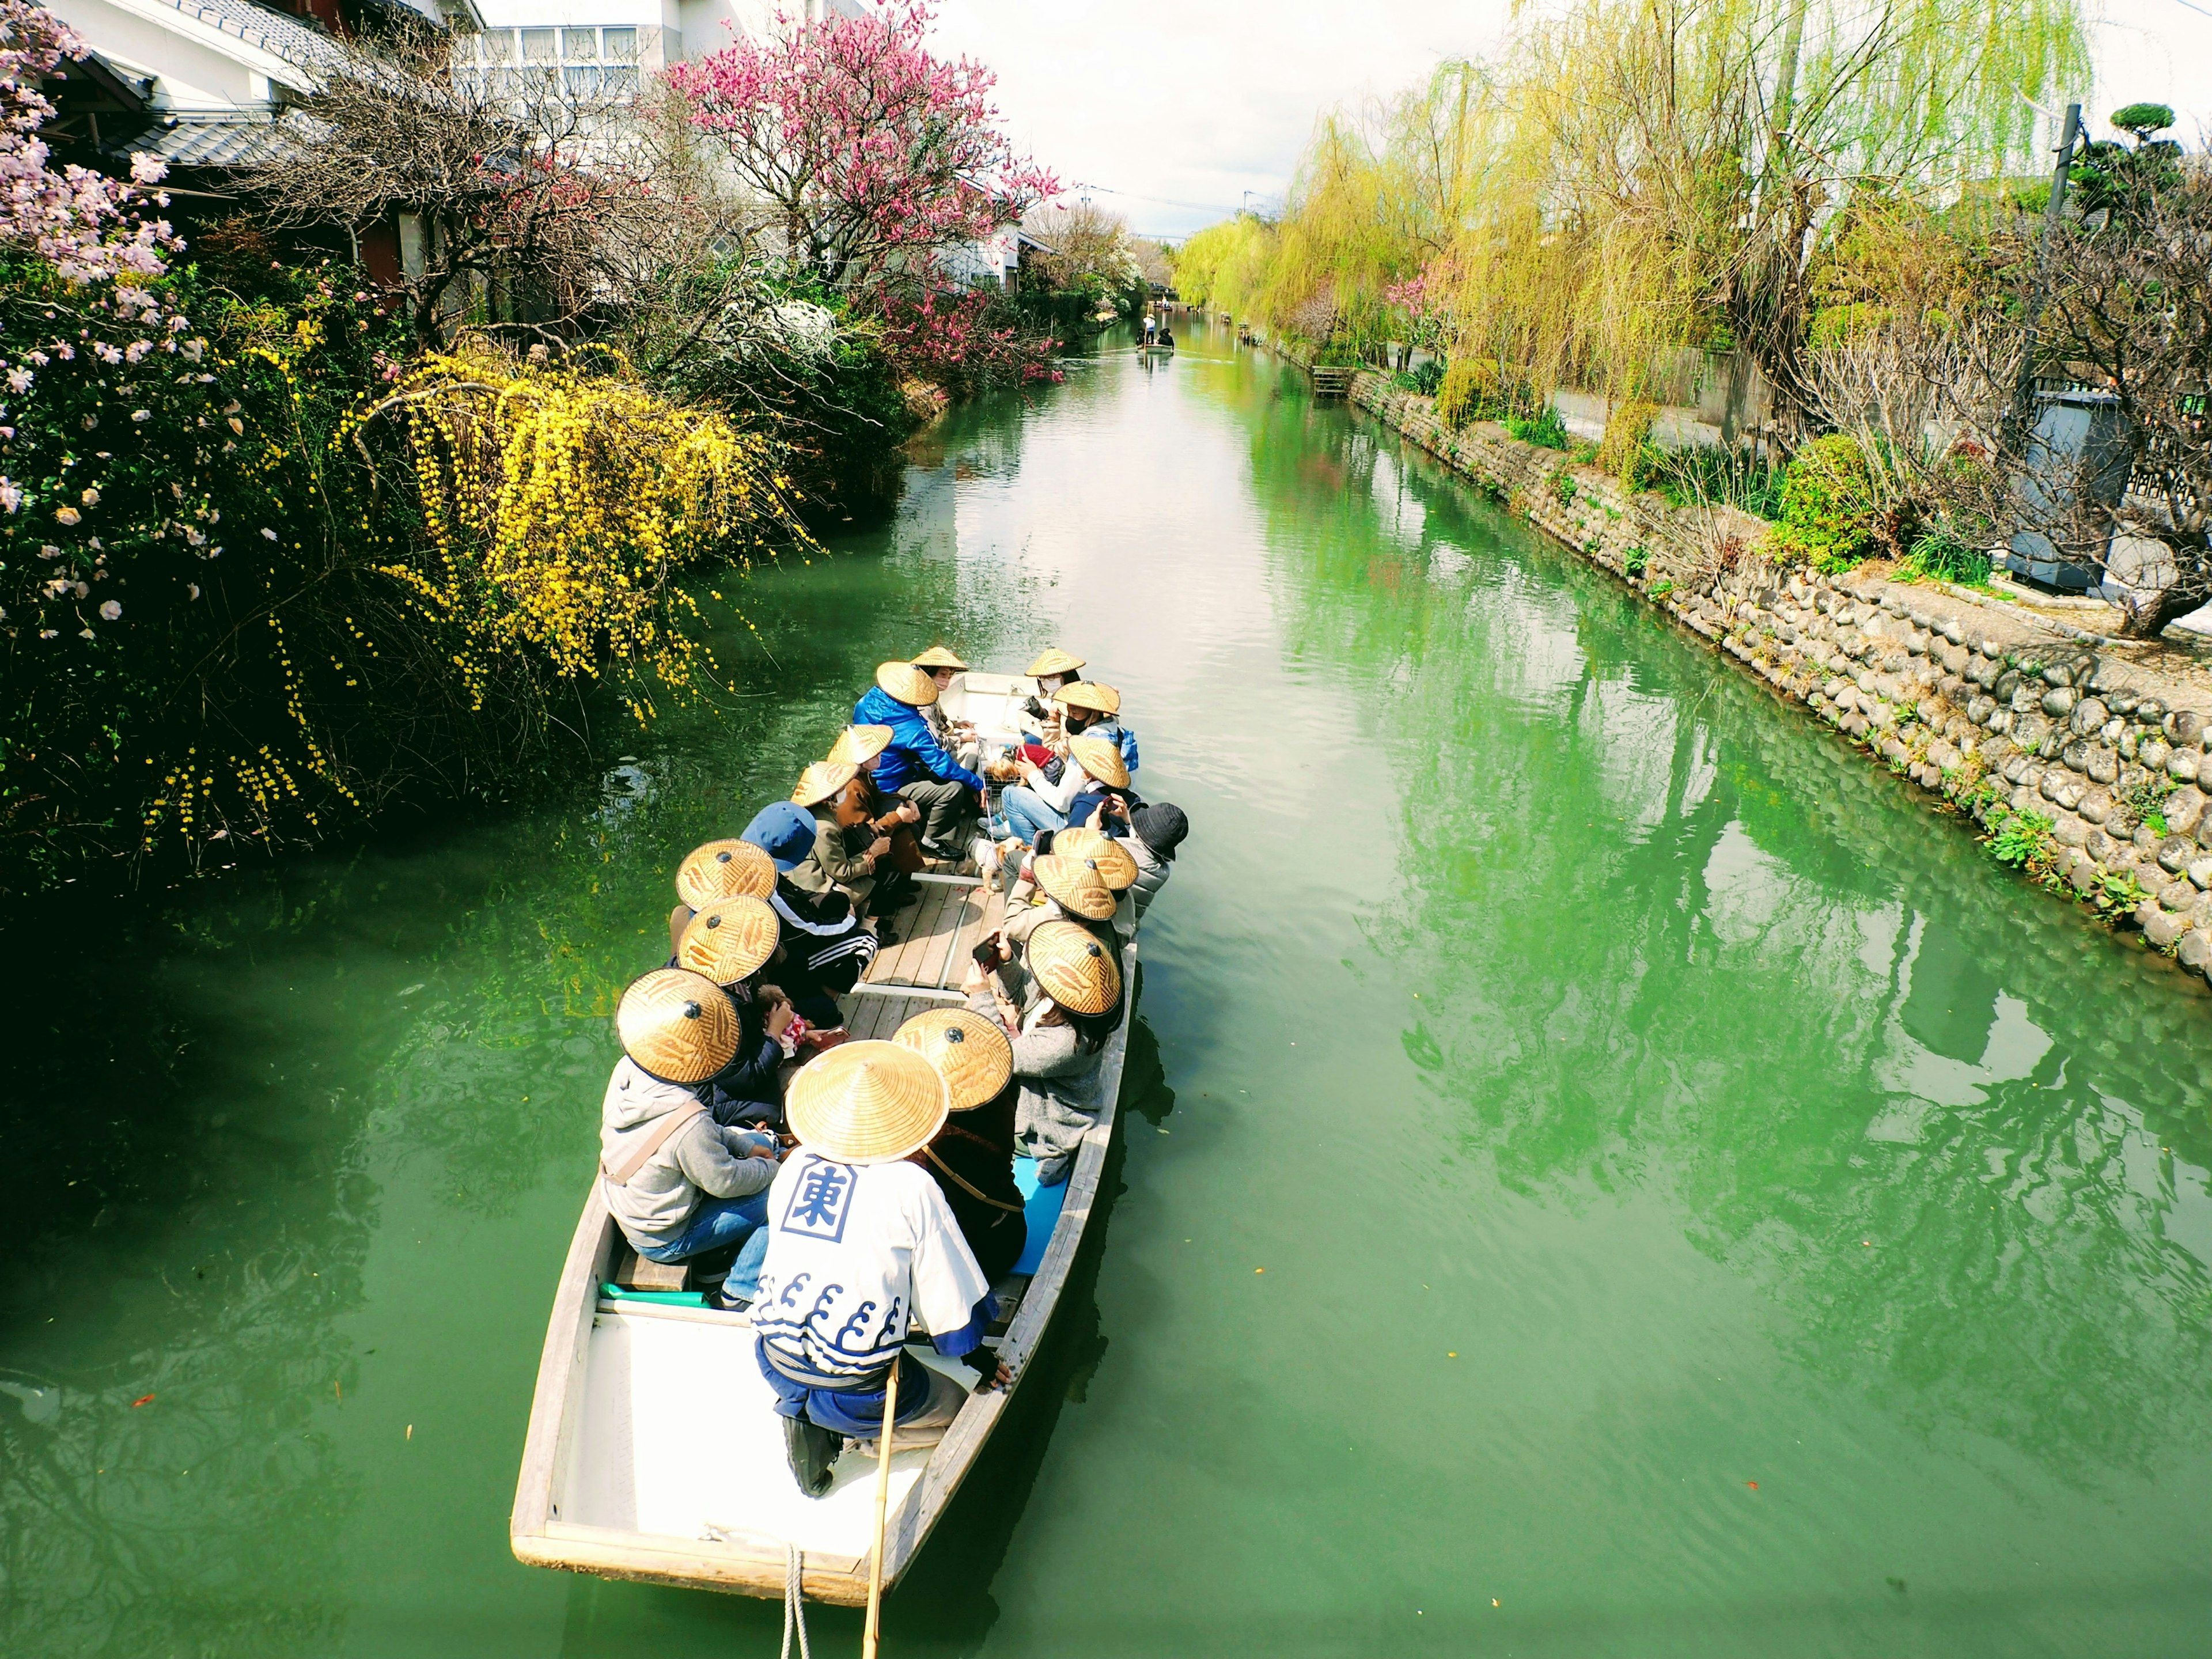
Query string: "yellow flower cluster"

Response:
xmin=376 ymin=344 xmax=810 ymax=720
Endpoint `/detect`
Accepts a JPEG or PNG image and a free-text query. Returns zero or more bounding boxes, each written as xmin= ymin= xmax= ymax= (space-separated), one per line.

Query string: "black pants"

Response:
xmin=899 ymin=779 xmax=975 ymax=847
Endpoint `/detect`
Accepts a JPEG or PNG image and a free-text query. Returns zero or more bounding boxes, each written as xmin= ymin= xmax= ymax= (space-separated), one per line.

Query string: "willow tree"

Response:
xmin=1444 ymin=0 xmax=2088 ymax=431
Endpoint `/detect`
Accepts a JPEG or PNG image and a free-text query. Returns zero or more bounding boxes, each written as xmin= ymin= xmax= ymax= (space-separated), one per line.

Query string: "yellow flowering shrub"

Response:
xmin=374 ymin=344 xmax=812 ymax=722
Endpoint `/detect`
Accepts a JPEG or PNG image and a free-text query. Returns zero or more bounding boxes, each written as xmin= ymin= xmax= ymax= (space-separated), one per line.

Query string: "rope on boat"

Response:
xmin=781 ymin=1543 xmax=812 ymax=1659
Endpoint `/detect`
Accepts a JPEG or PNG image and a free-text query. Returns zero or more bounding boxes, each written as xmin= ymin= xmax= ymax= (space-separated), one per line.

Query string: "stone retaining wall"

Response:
xmin=1344 ymin=370 xmax=2212 ymax=998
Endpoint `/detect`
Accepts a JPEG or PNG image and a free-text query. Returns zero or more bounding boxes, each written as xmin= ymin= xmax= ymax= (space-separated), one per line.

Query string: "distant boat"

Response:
xmin=510 ymin=668 xmax=1142 ymax=1607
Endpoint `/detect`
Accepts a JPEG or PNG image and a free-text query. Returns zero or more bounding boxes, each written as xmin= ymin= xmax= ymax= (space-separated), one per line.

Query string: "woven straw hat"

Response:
xmin=1030 ymin=854 xmax=1119 ymax=921
xmin=791 ymin=759 xmax=859 ymax=808
xmin=874 ymin=660 xmax=940 ymax=707
xmin=785 ymin=1039 xmax=950 ymax=1165
xmin=1025 ymin=920 xmax=1122 ymax=1016
xmin=677 ymin=895 xmax=781 ymax=985
xmin=911 ymin=645 xmax=969 ymax=671
xmin=828 ymin=724 xmax=892 ymax=767
xmin=892 ymin=1007 xmax=1013 ymax=1111
xmin=676 ymin=838 xmax=777 ymax=908
xmin=1069 ymin=734 xmax=1130 ymax=790
xmin=618 ymin=968 xmax=741 ymax=1084
xmin=1027 ymin=646 xmax=1086 ymax=677
xmin=1055 ymin=680 xmax=1121 ymax=716
xmin=1048 ymin=827 xmax=1138 ymax=891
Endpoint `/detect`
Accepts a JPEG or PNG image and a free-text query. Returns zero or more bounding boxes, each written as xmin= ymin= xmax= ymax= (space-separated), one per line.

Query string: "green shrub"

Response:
xmin=1899 ymin=520 xmax=1991 ymax=585
xmin=1393 ymin=358 xmax=1445 ymax=395
xmin=1597 ymin=399 xmax=1658 ymax=478
xmin=1434 ymin=357 xmax=1494 ymax=429
xmin=1503 ymin=405 xmax=1570 ymax=450
xmin=1770 ymin=434 xmax=1878 ymax=571
xmin=1552 ymin=469 xmax=1578 ymax=506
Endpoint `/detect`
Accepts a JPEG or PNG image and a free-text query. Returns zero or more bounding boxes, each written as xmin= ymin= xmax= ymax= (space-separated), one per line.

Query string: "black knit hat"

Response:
xmin=1130 ymin=802 xmax=1188 ymax=861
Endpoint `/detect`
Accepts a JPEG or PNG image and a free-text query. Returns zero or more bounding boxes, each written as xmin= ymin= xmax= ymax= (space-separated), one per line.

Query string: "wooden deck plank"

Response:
xmin=863 ymin=883 xmax=939 ymax=986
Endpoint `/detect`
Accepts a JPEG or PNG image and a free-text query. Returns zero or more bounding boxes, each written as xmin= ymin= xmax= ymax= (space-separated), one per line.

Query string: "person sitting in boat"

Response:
xmin=1019 ymin=831 xmax=1140 ymax=940
xmin=1001 ymin=851 xmax=1120 ymax=953
xmin=999 ymin=734 xmax=1132 ymax=850
xmin=1158 ymin=326 xmax=1175 ymax=350
xmin=788 ymin=760 xmax=891 ymax=918
xmin=1054 ymin=680 xmax=1140 ymax=774
xmin=601 ymin=968 xmax=783 ymax=1282
xmin=910 ymin=645 xmax=982 ymax=770
xmin=1124 ymin=802 xmax=1188 ymax=921
xmin=852 ymin=661 xmax=988 ymax=859
xmin=893 ymin=1008 xmax=1028 ymax=1285
xmin=662 ymin=893 xmax=791 ymax=1127
xmin=964 ymin=919 xmax=1124 ymax=1187
xmin=742 ymin=802 xmax=881 ymax=1030
xmin=752 ymin=1041 xmax=1012 ymax=1492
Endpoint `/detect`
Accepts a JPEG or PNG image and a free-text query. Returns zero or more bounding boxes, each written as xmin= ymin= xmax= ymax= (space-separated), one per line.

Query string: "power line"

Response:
xmin=1065 ymin=181 xmax=1257 ymax=217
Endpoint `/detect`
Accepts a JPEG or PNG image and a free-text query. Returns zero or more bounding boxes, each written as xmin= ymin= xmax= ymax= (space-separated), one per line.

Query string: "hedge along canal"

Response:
xmin=2 ymin=313 xmax=2210 ymax=1658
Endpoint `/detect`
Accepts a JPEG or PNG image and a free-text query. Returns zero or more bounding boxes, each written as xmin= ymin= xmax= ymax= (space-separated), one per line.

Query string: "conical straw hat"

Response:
xmin=1025 ymin=921 xmax=1122 ymax=1016
xmin=874 ymin=660 xmax=939 ymax=706
xmin=1027 ymin=646 xmax=1086 ymax=677
xmin=1069 ymin=734 xmax=1130 ymax=790
xmin=1030 ymin=854 xmax=1119 ymax=921
xmin=1055 ymin=680 xmax=1120 ymax=715
xmin=677 ymin=895 xmax=781 ymax=986
xmin=892 ymin=1007 xmax=1013 ymax=1111
xmin=791 ymin=759 xmax=859 ymax=808
xmin=828 ymin=724 xmax=892 ymax=767
xmin=785 ymin=1039 xmax=950 ymax=1165
xmin=677 ymin=838 xmax=777 ymax=908
xmin=911 ymin=645 xmax=969 ymax=671
xmin=618 ymin=967 xmax=741 ymax=1084
xmin=1048 ymin=827 xmax=1138 ymax=891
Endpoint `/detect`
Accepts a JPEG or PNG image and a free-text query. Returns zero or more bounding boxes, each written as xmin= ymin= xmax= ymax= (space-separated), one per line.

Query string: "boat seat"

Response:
xmin=607 ymin=1242 xmax=688 ymax=1293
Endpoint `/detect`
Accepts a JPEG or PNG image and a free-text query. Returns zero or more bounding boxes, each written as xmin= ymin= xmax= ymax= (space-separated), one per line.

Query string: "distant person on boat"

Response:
xmin=965 ymin=918 xmax=1124 ymax=1185
xmin=893 ymin=1008 xmax=1028 ymax=1284
xmin=752 ymin=1041 xmax=1010 ymax=1493
xmin=852 ymin=660 xmax=988 ymax=858
xmin=600 ymin=968 xmax=783 ymax=1283
xmin=911 ymin=644 xmax=982 ymax=770
xmin=742 ymin=802 xmax=882 ymax=1029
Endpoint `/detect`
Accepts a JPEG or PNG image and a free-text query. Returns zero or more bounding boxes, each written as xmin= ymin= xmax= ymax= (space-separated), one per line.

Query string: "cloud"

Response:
xmin=930 ymin=0 xmax=2212 ymax=241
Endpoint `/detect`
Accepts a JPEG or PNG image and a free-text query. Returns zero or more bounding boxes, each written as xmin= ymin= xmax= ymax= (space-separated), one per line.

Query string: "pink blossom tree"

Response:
xmin=669 ymin=1 xmax=1057 ymax=297
xmin=0 ymin=1 xmax=175 ymax=288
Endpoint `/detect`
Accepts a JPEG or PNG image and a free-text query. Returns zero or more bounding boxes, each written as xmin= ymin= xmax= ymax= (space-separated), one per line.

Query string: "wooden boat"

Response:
xmin=511 ymin=671 xmax=1139 ymax=1605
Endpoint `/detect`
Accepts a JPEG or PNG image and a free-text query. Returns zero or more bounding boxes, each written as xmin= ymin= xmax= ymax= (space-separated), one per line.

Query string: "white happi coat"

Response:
xmin=751 ymin=1151 xmax=990 ymax=1381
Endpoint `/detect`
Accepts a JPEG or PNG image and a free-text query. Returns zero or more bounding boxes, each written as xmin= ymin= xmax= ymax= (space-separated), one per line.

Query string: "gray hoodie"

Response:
xmin=967 ymin=956 xmax=1103 ymax=1184
xmin=598 ymin=1056 xmax=778 ymax=1248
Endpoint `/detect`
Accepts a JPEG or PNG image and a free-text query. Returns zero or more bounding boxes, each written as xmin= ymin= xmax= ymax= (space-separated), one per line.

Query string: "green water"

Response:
xmin=6 ymin=318 xmax=2212 ymax=1658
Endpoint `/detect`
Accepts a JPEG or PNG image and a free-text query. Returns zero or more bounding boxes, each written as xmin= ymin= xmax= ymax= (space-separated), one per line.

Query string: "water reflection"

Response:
xmin=1248 ymin=392 xmax=2212 ymax=1486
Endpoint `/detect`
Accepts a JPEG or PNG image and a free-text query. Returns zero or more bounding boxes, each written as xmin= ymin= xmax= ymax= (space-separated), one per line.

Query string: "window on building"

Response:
xmin=563 ymin=28 xmax=596 ymax=59
xmin=520 ymin=28 xmax=556 ymax=61
xmin=481 ymin=29 xmax=515 ymax=61
xmin=603 ymin=27 xmax=637 ymax=60
xmin=564 ymin=64 xmax=599 ymax=93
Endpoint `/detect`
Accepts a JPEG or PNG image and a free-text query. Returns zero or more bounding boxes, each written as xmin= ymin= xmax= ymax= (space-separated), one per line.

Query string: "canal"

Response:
xmin=5 ymin=317 xmax=2211 ymax=1658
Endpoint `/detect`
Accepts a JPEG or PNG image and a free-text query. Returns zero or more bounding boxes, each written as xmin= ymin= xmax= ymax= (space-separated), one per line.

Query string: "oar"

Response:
xmin=861 ymin=1360 xmax=901 ymax=1659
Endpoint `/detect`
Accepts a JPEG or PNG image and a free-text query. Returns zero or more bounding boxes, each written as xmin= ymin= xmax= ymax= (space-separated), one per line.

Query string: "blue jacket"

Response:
xmin=853 ymin=685 xmax=987 ymax=794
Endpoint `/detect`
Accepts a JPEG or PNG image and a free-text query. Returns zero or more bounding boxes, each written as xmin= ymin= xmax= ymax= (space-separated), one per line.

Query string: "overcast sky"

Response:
xmin=930 ymin=0 xmax=2212 ymax=241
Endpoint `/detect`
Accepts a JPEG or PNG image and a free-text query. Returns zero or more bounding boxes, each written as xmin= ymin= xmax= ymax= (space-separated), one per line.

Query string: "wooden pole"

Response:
xmin=861 ymin=1359 xmax=901 ymax=1659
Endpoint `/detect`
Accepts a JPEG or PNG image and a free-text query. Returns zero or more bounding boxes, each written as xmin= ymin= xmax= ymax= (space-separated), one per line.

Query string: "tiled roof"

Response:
xmin=139 ymin=111 xmax=320 ymax=167
xmin=151 ymin=0 xmax=352 ymax=74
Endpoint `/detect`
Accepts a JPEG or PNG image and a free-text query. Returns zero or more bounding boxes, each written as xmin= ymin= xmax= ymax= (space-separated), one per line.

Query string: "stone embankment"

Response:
xmin=1343 ymin=370 xmax=2212 ymax=995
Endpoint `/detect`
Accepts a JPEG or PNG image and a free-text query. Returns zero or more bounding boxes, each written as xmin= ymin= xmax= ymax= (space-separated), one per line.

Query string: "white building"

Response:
xmin=464 ymin=0 xmax=863 ymax=89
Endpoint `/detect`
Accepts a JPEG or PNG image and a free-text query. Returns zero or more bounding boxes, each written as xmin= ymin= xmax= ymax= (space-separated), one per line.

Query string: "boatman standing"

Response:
xmin=751 ymin=1040 xmax=1012 ymax=1494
